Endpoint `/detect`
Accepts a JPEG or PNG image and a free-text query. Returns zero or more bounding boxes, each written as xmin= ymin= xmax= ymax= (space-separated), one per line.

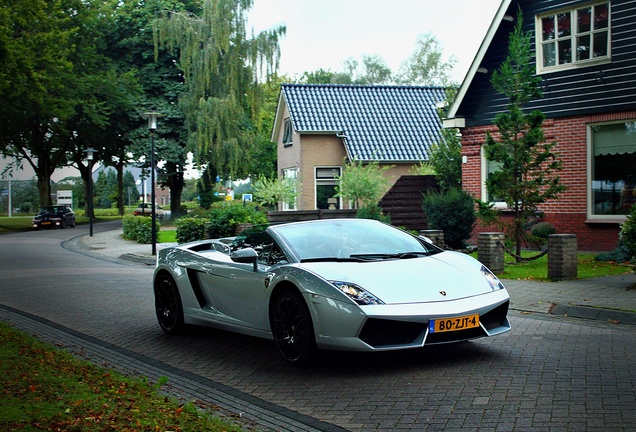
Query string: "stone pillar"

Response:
xmin=548 ymin=234 xmax=577 ymax=281
xmin=478 ymin=232 xmax=505 ymax=274
xmin=420 ymin=229 xmax=445 ymax=248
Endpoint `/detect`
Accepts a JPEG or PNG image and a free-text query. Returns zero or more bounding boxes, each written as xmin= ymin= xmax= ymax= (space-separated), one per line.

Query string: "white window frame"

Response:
xmin=281 ymin=167 xmax=298 ymax=211
xmin=481 ymin=147 xmax=508 ymax=209
xmin=535 ymin=2 xmax=611 ymax=74
xmin=586 ymin=120 xmax=636 ymax=221
xmin=315 ymin=166 xmax=341 ymax=210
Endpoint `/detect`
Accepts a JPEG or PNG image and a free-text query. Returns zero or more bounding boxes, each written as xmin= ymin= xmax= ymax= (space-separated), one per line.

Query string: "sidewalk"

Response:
xmin=77 ymin=228 xmax=636 ymax=326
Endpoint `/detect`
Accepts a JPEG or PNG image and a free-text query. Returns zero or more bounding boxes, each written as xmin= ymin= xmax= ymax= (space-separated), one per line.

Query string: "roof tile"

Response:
xmin=281 ymin=84 xmax=446 ymax=162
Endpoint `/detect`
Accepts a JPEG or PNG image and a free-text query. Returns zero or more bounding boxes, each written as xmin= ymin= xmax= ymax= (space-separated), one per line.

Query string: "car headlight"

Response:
xmin=331 ymin=281 xmax=385 ymax=305
xmin=481 ymin=265 xmax=505 ymax=291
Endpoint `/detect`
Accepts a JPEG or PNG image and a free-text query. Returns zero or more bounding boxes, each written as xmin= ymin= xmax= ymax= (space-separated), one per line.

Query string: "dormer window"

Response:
xmin=282 ymin=118 xmax=293 ymax=146
xmin=536 ymin=2 xmax=610 ymax=73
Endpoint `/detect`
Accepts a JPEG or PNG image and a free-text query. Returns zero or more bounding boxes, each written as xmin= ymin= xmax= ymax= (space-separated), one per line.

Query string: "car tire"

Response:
xmin=60 ymin=219 xmax=66 ymax=229
xmin=154 ymin=274 xmax=185 ymax=335
xmin=270 ymin=291 xmax=316 ymax=366
xmin=70 ymin=218 xmax=76 ymax=228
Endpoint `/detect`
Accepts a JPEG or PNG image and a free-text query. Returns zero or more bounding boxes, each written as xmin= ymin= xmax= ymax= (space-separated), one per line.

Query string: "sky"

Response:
xmin=248 ymin=0 xmax=503 ymax=83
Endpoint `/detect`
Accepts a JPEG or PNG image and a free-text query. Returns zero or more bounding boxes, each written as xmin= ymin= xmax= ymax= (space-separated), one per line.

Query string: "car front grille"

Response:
xmin=358 ymin=318 xmax=426 ymax=348
xmin=358 ymin=300 xmax=510 ymax=348
xmin=480 ymin=301 xmax=509 ymax=331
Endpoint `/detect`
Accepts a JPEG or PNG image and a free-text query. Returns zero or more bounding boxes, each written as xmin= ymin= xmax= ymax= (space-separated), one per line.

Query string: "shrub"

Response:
xmin=595 ymin=242 xmax=633 ymax=263
xmin=620 ymin=204 xmax=636 ymax=259
xmin=122 ymin=216 xmax=158 ymax=244
xmin=530 ymin=221 xmax=556 ymax=240
xmin=356 ymin=204 xmax=390 ymax=223
xmin=206 ymin=201 xmax=268 ymax=239
xmin=528 ymin=221 xmax=557 ymax=247
xmin=595 ymin=205 xmax=636 ymax=264
xmin=422 ymin=188 xmax=476 ymax=249
xmin=175 ymin=217 xmax=207 ymax=243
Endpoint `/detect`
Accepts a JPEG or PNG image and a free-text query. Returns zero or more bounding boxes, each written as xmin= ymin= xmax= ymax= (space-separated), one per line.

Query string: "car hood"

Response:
xmin=299 ymin=251 xmax=496 ymax=304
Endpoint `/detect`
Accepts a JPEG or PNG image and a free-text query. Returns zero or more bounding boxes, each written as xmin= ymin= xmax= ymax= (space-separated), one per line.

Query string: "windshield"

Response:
xmin=272 ymin=219 xmax=440 ymax=261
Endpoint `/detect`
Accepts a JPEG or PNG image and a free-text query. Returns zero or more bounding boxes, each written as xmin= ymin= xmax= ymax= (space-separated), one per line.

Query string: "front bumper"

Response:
xmin=310 ymin=290 xmax=511 ymax=351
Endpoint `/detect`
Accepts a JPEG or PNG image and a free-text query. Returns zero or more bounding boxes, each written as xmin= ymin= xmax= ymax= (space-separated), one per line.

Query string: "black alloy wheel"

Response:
xmin=271 ymin=291 xmax=316 ymax=365
xmin=154 ymin=274 xmax=184 ymax=335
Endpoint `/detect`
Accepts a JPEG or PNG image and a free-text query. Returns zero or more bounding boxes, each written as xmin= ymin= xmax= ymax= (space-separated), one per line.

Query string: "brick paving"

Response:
xmin=1 ymin=224 xmax=635 ymax=431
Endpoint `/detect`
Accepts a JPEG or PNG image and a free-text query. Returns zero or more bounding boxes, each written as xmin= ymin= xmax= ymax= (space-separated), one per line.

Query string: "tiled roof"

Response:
xmin=281 ymin=84 xmax=447 ymax=162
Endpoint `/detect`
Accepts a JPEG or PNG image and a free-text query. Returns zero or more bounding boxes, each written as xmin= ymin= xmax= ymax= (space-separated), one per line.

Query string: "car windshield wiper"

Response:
xmin=300 ymin=257 xmax=368 ymax=263
xmin=349 ymin=251 xmax=435 ymax=260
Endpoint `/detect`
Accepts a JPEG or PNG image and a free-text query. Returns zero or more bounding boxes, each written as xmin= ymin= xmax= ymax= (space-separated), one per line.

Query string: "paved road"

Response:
xmin=1 ymin=224 xmax=635 ymax=431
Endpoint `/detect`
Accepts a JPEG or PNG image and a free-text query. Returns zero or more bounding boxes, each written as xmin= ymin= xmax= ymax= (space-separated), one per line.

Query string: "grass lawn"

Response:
xmin=0 ymin=216 xmax=36 ymax=232
xmin=0 ymin=322 xmax=245 ymax=431
xmin=158 ymin=229 xmax=177 ymax=243
xmin=494 ymin=251 xmax=634 ymax=281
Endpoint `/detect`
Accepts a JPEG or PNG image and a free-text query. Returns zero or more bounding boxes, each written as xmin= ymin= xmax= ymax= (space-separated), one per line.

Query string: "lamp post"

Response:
xmin=83 ymin=147 xmax=98 ymax=237
xmin=143 ymin=112 xmax=160 ymax=255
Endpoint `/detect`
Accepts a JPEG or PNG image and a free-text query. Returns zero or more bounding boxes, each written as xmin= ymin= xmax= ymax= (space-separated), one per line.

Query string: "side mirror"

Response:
xmin=231 ymin=247 xmax=258 ymax=272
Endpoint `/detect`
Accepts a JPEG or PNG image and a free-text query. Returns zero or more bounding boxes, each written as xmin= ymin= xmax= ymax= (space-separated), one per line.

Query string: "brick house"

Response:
xmin=271 ymin=84 xmax=446 ymax=211
xmin=443 ymin=0 xmax=636 ymax=251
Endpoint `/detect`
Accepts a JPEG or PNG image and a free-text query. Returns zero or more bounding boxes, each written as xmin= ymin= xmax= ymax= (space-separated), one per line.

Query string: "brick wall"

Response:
xmin=461 ymin=113 xmax=632 ymax=252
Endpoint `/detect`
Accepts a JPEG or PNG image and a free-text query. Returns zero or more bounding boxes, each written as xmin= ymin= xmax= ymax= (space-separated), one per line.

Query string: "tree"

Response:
xmin=252 ymin=176 xmax=298 ymax=209
xmin=298 ymin=69 xmax=336 ymax=84
xmin=428 ymin=88 xmax=462 ymax=192
xmin=94 ymin=169 xmax=118 ymax=209
xmin=106 ymin=0 xmax=194 ymax=217
xmin=482 ymin=12 xmax=566 ymax=260
xmin=337 ymin=55 xmax=392 ymax=85
xmin=0 ymin=0 xmax=140 ymax=210
xmin=122 ymin=171 xmax=140 ymax=206
xmin=396 ymin=33 xmax=456 ymax=86
xmin=153 ymin=0 xmax=286 ymax=185
xmin=336 ymin=160 xmax=392 ymax=209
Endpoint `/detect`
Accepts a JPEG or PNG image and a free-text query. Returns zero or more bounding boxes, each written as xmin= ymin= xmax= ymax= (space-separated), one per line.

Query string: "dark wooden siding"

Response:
xmin=459 ymin=0 xmax=636 ymax=126
xmin=379 ymin=175 xmax=438 ymax=231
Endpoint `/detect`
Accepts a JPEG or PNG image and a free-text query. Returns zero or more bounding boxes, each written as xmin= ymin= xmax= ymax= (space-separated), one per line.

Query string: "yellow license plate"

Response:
xmin=429 ymin=314 xmax=479 ymax=333
xmin=42 ymin=222 xmax=51 ymax=225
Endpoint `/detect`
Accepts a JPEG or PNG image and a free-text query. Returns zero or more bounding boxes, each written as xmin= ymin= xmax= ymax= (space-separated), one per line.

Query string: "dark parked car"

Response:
xmin=32 ymin=206 xmax=76 ymax=229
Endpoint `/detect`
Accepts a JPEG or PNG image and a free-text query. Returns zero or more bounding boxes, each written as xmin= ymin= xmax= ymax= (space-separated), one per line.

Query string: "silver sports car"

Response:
xmin=153 ymin=218 xmax=511 ymax=365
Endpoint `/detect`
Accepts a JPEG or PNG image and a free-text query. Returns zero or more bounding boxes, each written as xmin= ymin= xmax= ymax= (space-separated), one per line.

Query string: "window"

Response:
xmin=589 ymin=121 xmax=636 ymax=218
xmin=281 ymin=168 xmax=297 ymax=211
xmin=537 ymin=2 xmax=610 ymax=72
xmin=481 ymin=148 xmax=507 ymax=208
xmin=231 ymin=229 xmax=289 ymax=265
xmin=315 ymin=167 xmax=341 ymax=210
xmin=282 ymin=118 xmax=293 ymax=146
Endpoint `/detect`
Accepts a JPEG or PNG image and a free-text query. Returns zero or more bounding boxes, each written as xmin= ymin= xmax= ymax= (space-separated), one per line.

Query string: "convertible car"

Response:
xmin=153 ymin=219 xmax=511 ymax=365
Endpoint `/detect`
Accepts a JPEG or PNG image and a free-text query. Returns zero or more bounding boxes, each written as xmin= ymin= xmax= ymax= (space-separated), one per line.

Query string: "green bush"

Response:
xmin=175 ymin=217 xmax=207 ymax=243
xmin=206 ymin=201 xmax=268 ymax=239
xmin=122 ymin=216 xmax=158 ymax=244
xmin=529 ymin=221 xmax=557 ymax=247
xmin=530 ymin=221 xmax=556 ymax=240
xmin=422 ymin=188 xmax=476 ymax=249
xmin=356 ymin=204 xmax=390 ymax=223
xmin=620 ymin=204 xmax=636 ymax=259
xmin=595 ymin=243 xmax=633 ymax=263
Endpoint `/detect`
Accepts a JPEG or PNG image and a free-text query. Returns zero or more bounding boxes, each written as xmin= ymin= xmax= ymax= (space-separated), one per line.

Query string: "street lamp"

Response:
xmin=143 ymin=111 xmax=160 ymax=255
xmin=83 ymin=147 xmax=98 ymax=237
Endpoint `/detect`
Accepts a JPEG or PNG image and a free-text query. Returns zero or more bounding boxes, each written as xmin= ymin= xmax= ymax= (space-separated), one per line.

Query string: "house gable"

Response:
xmin=447 ymin=0 xmax=636 ymax=128
xmin=445 ymin=0 xmax=636 ymax=251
